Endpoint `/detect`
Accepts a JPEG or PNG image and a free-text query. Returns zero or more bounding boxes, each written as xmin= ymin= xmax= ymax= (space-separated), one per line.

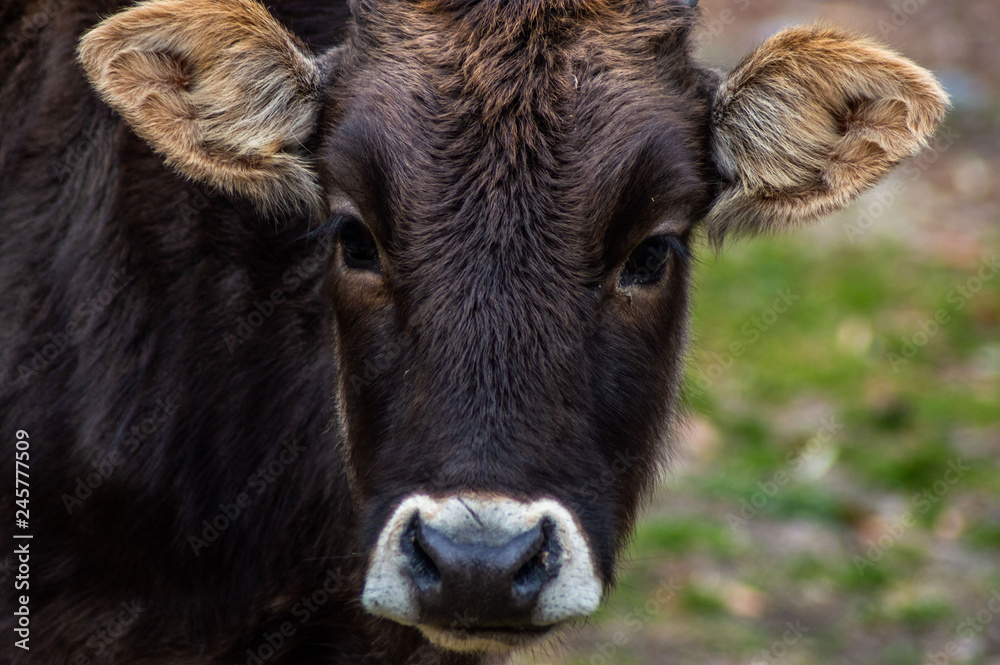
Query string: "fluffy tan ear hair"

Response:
xmin=77 ymin=0 xmax=325 ymax=217
xmin=706 ymin=25 xmax=949 ymax=243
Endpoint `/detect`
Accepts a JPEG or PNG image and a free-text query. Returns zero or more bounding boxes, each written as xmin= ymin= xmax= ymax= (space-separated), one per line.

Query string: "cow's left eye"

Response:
xmin=619 ymin=235 xmax=677 ymax=287
xmin=339 ymin=218 xmax=381 ymax=272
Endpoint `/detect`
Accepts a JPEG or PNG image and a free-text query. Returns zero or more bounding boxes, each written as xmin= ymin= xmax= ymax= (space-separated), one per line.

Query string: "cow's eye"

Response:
xmin=339 ymin=218 xmax=381 ymax=272
xmin=619 ymin=235 xmax=678 ymax=288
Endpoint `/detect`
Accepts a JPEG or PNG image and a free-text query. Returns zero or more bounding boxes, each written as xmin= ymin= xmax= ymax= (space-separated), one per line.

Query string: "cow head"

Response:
xmin=78 ymin=0 xmax=946 ymax=654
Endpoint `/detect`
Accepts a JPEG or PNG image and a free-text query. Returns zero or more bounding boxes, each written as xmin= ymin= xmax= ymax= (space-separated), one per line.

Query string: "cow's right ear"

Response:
xmin=703 ymin=26 xmax=948 ymax=244
xmin=78 ymin=0 xmax=326 ymax=217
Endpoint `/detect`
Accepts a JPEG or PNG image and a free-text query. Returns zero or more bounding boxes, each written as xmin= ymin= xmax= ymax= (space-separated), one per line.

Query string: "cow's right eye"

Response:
xmin=339 ymin=218 xmax=381 ymax=272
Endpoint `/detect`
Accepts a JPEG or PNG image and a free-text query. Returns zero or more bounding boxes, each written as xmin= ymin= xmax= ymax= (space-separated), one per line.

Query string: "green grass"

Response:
xmin=631 ymin=517 xmax=741 ymax=558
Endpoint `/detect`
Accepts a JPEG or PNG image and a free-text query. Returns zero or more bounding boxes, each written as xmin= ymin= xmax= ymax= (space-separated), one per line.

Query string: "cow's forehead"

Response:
xmin=322 ymin=0 xmax=711 ymax=255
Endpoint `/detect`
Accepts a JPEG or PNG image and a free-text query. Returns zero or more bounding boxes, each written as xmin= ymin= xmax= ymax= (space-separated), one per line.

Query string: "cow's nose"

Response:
xmin=361 ymin=495 xmax=602 ymax=652
xmin=403 ymin=516 xmax=556 ymax=627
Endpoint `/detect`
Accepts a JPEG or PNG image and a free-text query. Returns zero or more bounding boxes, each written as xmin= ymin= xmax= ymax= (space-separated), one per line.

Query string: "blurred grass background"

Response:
xmin=518 ymin=1 xmax=1000 ymax=664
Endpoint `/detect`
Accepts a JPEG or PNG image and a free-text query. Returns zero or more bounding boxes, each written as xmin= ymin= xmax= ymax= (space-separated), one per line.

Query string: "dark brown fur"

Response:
xmin=0 ymin=1 xmax=945 ymax=663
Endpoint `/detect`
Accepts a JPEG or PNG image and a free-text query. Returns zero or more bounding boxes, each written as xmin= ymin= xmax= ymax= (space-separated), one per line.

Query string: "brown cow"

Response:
xmin=0 ymin=0 xmax=945 ymax=663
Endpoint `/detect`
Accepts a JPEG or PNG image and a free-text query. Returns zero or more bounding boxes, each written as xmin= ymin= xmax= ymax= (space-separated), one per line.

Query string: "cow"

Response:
xmin=0 ymin=0 xmax=947 ymax=663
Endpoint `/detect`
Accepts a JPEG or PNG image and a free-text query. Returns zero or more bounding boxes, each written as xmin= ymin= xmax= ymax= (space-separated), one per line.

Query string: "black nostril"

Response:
xmin=402 ymin=516 xmax=441 ymax=592
xmin=512 ymin=518 xmax=559 ymax=596
xmin=401 ymin=514 xmax=559 ymax=628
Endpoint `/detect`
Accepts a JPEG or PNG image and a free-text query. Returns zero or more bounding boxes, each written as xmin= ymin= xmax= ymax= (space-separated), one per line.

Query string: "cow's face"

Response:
xmin=79 ymin=0 xmax=947 ymax=654
xmin=319 ymin=3 xmax=714 ymax=649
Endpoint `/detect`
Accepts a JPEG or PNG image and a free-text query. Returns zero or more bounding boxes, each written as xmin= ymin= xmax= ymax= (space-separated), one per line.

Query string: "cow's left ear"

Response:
xmin=705 ymin=26 xmax=949 ymax=243
xmin=78 ymin=0 xmax=327 ymax=217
